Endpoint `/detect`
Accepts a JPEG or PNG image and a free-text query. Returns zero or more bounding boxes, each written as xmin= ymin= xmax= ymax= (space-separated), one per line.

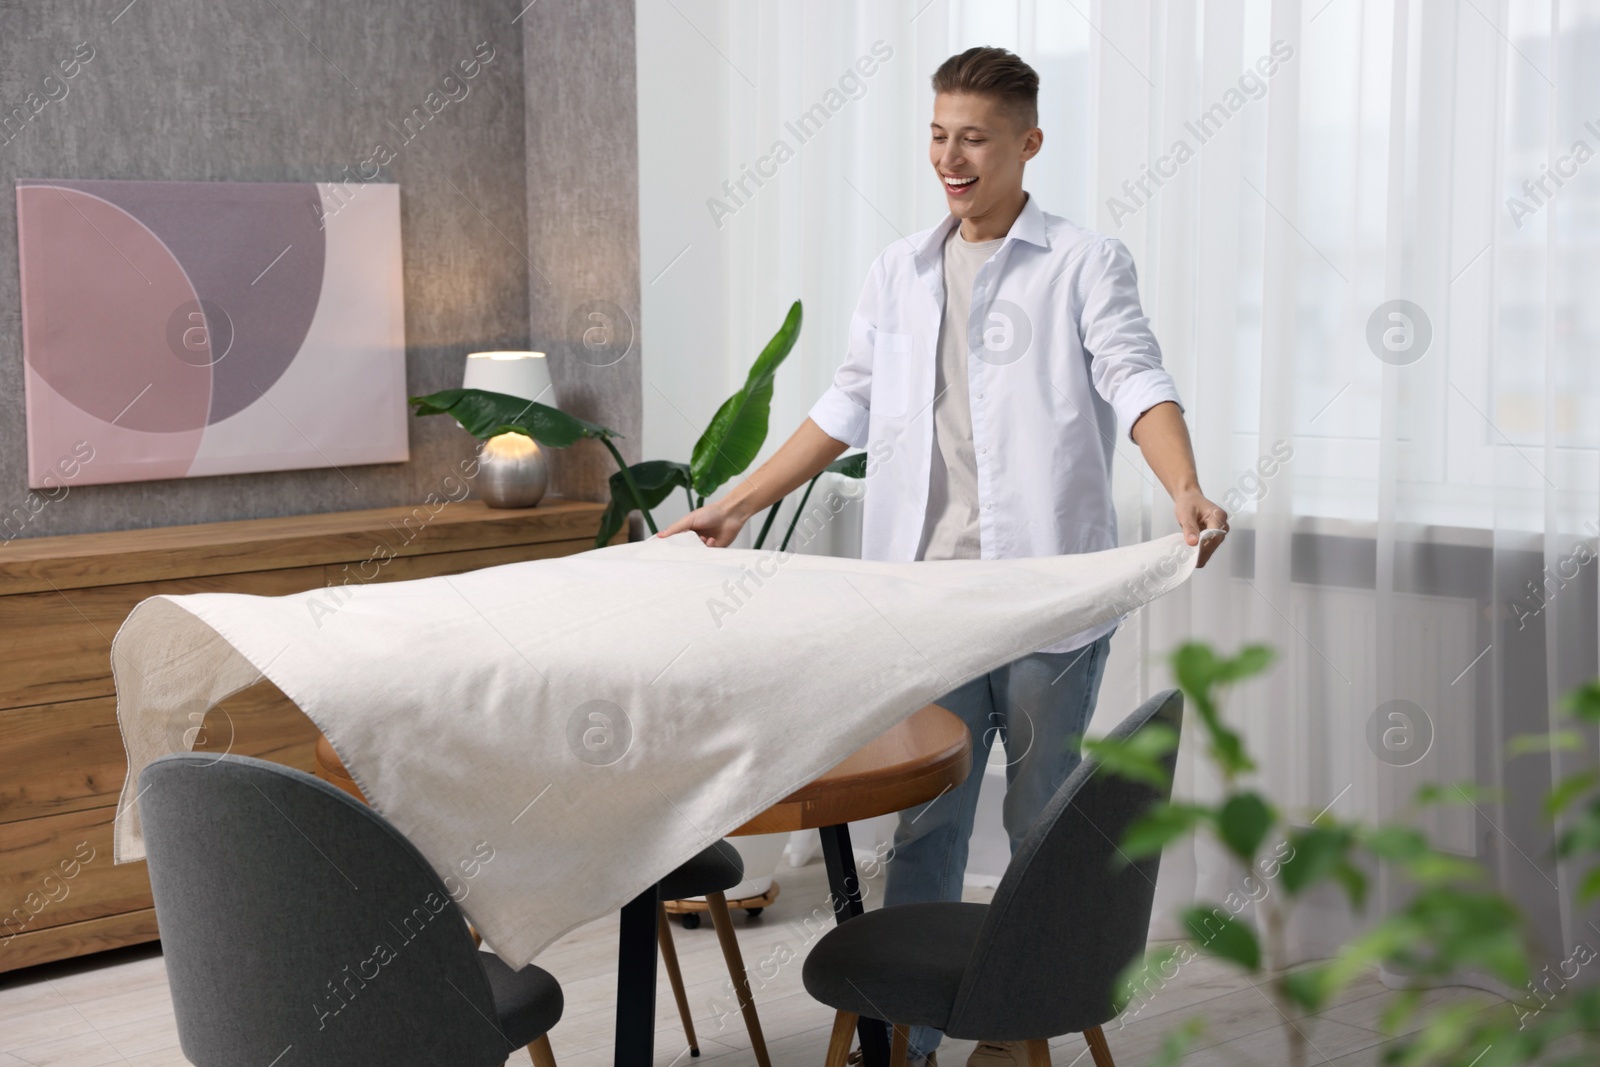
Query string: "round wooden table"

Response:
xmin=314 ymin=734 xmax=365 ymax=801
xmin=729 ymin=704 xmax=972 ymax=1067
xmin=731 ymin=703 xmax=973 ymax=836
xmin=313 ymin=704 xmax=973 ymax=1067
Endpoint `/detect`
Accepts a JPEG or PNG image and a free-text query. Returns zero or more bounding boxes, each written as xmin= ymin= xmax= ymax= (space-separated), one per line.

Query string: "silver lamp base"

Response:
xmin=475 ymin=433 xmax=548 ymax=508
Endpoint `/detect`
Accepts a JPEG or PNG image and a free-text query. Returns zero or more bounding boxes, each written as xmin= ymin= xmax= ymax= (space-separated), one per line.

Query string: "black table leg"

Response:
xmin=819 ymin=823 xmax=891 ymax=1067
xmin=615 ymin=882 xmax=659 ymax=1067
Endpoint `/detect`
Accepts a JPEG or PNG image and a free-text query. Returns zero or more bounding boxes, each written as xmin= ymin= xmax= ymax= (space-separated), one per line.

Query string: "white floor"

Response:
xmin=0 ymin=856 xmax=1501 ymax=1067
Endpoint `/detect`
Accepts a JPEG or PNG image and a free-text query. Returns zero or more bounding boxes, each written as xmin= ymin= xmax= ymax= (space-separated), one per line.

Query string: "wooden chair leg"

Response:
xmin=706 ymin=891 xmax=772 ymax=1067
xmin=825 ymin=1011 xmax=859 ymax=1067
xmin=526 ymin=1033 xmax=558 ymax=1067
xmin=1023 ymin=1038 xmax=1052 ymax=1067
xmin=1082 ymin=1026 xmax=1115 ymax=1067
xmin=890 ymin=1023 xmax=910 ymax=1067
xmin=656 ymin=902 xmax=699 ymax=1055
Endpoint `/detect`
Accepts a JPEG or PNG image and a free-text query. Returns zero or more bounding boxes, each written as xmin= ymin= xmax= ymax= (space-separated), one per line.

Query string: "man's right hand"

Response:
xmin=656 ymin=418 xmax=848 ymax=548
xmin=657 ymin=499 xmax=750 ymax=547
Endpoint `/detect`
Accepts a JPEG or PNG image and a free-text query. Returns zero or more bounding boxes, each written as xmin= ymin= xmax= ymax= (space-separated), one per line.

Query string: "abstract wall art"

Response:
xmin=16 ymin=179 xmax=408 ymax=488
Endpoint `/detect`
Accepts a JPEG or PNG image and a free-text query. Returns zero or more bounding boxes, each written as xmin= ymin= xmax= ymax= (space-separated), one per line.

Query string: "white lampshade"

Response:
xmin=463 ymin=350 xmax=555 ymax=406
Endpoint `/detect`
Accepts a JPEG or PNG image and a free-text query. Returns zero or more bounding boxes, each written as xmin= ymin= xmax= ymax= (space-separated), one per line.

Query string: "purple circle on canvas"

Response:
xmin=83 ymin=179 xmax=327 ymax=423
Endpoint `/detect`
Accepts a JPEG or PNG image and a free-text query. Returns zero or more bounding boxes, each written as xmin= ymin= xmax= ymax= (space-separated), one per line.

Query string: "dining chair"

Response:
xmin=657 ymin=840 xmax=773 ymax=1067
xmin=311 ymin=734 xmax=773 ymax=1066
xmin=139 ymin=752 xmax=565 ymax=1067
xmin=800 ymin=688 xmax=1184 ymax=1067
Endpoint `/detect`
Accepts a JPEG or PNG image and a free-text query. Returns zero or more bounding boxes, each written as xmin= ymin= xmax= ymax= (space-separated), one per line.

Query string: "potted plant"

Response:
xmin=412 ymin=300 xmax=866 ymax=549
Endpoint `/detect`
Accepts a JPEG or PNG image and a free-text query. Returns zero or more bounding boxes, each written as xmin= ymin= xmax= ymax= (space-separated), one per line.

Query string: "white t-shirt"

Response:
xmin=918 ymin=228 xmax=1003 ymax=561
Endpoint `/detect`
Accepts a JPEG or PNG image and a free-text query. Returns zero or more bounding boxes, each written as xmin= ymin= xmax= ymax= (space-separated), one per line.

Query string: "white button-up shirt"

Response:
xmin=807 ymin=195 xmax=1183 ymax=652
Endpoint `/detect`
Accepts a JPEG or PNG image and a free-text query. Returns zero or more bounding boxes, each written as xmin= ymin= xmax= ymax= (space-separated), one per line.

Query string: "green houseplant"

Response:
xmin=414 ymin=301 xmax=867 ymax=549
xmin=586 ymin=299 xmax=806 ymax=547
xmin=407 ymin=387 xmax=634 ymax=485
xmin=1091 ymin=646 xmax=1600 ymax=1066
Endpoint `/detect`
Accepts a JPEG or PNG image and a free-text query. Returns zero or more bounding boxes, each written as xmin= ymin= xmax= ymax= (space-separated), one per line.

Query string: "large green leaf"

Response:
xmin=1119 ymin=801 xmax=1208 ymax=861
xmin=1181 ymin=905 xmax=1260 ymax=970
xmin=1171 ymin=642 xmax=1221 ymax=705
xmin=1280 ymin=825 xmax=1353 ymax=895
xmin=596 ymin=461 xmax=692 ymax=547
xmin=1168 ymin=642 xmax=1257 ymax=778
xmin=1548 ymin=769 xmax=1600 ymax=818
xmin=411 ymin=388 xmax=614 ymax=447
xmin=1215 ymin=644 xmax=1274 ymax=682
xmin=1562 ymin=678 xmax=1600 ymax=722
xmin=689 ymin=301 xmax=803 ymax=498
xmin=1331 ymin=859 xmax=1368 ymax=910
xmin=1360 ymin=825 xmax=1428 ymax=863
xmin=1399 ymin=888 xmax=1528 ymax=987
xmin=1084 ymin=723 xmax=1180 ymax=790
xmin=1280 ymin=963 xmax=1337 ymax=1012
xmin=1216 ymin=792 xmax=1275 ymax=863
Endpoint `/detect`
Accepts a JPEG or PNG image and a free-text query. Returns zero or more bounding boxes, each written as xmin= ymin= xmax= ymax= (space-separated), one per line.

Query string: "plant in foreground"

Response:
xmin=1088 ymin=647 xmax=1600 ymax=1067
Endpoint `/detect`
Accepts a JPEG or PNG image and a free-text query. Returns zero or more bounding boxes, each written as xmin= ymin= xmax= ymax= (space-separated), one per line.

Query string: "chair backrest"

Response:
xmin=139 ymin=753 xmax=517 ymax=1067
xmin=944 ymin=689 xmax=1183 ymax=1040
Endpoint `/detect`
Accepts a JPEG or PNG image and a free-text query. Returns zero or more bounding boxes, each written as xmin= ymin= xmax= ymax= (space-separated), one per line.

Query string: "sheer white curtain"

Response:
xmin=636 ymin=0 xmax=962 ymax=546
xmin=1106 ymin=0 xmax=1600 ymax=973
xmin=637 ymin=0 xmax=1600 ymax=973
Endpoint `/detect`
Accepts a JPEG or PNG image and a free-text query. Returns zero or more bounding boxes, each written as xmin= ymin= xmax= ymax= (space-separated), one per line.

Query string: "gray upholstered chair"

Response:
xmin=801 ymin=689 xmax=1184 ymax=1067
xmin=139 ymin=753 xmax=564 ymax=1067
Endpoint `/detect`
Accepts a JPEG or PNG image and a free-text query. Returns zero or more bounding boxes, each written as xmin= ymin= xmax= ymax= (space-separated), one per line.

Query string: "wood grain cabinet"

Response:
xmin=0 ymin=499 xmax=608 ymax=973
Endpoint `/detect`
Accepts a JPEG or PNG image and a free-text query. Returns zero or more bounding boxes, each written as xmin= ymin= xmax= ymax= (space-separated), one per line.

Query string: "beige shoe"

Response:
xmin=965 ymin=1042 xmax=1031 ymax=1067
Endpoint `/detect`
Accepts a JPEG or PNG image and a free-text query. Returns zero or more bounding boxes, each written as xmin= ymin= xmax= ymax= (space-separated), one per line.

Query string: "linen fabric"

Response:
xmin=112 ymin=530 xmax=1201 ymax=969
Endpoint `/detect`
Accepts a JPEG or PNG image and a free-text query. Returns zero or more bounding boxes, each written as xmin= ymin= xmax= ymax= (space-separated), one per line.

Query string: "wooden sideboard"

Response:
xmin=0 ymin=498 xmax=610 ymax=974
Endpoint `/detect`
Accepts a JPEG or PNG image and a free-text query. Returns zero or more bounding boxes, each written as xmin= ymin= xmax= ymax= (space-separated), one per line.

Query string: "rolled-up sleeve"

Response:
xmin=1079 ymin=237 xmax=1183 ymax=439
xmin=806 ymin=256 xmax=887 ymax=449
xmin=807 ymin=386 xmax=869 ymax=448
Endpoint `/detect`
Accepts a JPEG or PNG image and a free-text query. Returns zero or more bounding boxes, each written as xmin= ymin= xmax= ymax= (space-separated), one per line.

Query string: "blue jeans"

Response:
xmin=881 ymin=633 xmax=1113 ymax=1059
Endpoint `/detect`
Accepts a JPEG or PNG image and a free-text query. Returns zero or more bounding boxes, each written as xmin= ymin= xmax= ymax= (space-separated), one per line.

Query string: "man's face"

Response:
xmin=929 ymin=92 xmax=1042 ymax=220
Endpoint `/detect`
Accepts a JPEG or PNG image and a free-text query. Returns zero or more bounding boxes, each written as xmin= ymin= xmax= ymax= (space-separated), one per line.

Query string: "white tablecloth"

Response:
xmin=113 ymin=530 xmax=1200 ymax=967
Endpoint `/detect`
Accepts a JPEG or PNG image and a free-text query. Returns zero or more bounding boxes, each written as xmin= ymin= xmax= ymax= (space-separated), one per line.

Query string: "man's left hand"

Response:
xmin=1174 ymin=490 xmax=1228 ymax=568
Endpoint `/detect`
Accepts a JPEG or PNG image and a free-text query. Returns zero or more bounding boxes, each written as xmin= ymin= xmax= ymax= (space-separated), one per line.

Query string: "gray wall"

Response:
xmin=0 ymin=0 xmax=641 ymax=538
xmin=523 ymin=0 xmax=643 ymax=499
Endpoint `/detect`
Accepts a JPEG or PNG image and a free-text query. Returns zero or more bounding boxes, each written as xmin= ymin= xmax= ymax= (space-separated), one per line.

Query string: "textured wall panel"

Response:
xmin=0 ymin=0 xmax=530 ymax=537
xmin=522 ymin=0 xmax=643 ymax=502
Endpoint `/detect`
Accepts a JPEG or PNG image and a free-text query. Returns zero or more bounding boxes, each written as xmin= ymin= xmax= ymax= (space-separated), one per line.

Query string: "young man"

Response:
xmin=661 ymin=47 xmax=1226 ymax=1065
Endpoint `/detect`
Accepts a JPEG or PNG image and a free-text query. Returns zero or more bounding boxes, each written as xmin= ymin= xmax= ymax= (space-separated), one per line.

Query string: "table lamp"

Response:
xmin=462 ymin=350 xmax=554 ymax=508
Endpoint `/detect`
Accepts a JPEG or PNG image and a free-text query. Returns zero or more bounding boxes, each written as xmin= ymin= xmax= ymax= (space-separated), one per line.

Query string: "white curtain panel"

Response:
xmin=636 ymin=0 xmax=1600 ymax=975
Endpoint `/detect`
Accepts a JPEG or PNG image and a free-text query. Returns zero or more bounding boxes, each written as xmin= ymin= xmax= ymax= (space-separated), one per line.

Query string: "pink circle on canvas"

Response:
xmin=18 ymin=185 xmax=213 ymax=435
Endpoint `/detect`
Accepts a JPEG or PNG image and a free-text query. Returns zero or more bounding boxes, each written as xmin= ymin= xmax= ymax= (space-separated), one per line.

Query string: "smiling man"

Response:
xmin=660 ymin=46 xmax=1226 ymax=1066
